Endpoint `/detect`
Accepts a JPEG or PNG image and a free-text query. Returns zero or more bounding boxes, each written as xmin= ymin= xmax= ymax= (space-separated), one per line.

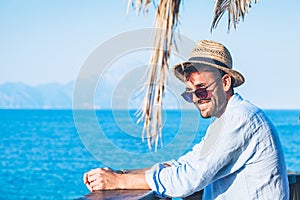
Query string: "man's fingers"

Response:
xmin=87 ymin=172 xmax=103 ymax=184
xmin=88 ymin=168 xmax=105 ymax=176
xmin=92 ymin=184 xmax=104 ymax=191
xmin=84 ymin=168 xmax=111 ymax=191
xmin=83 ymin=173 xmax=88 ymax=184
xmin=86 ymin=168 xmax=109 ymax=184
xmin=89 ymin=178 xmax=101 ymax=188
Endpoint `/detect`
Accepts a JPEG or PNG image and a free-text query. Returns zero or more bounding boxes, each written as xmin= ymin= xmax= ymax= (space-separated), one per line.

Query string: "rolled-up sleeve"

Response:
xmin=145 ymin=162 xmax=168 ymax=197
xmin=145 ymin=143 xmax=205 ymax=197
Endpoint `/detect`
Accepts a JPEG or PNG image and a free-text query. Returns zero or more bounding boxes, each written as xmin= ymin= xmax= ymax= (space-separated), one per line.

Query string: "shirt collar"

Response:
xmin=219 ymin=93 xmax=243 ymax=118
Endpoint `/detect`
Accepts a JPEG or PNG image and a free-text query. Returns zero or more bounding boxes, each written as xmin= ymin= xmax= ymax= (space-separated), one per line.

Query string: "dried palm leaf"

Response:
xmin=211 ymin=0 xmax=259 ymax=31
xmin=127 ymin=0 xmax=152 ymax=15
xmin=129 ymin=0 xmax=181 ymax=150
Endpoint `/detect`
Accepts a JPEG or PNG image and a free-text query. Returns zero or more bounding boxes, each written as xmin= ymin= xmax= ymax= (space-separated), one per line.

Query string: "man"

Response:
xmin=83 ymin=40 xmax=289 ymax=199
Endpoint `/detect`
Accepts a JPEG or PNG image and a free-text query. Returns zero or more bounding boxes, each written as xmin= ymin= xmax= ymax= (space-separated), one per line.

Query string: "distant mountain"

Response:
xmin=0 ymin=82 xmax=74 ymax=109
xmin=0 ymin=78 xmax=190 ymax=109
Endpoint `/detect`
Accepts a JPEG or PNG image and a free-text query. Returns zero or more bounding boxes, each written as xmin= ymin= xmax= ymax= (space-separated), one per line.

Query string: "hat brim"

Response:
xmin=172 ymin=60 xmax=245 ymax=87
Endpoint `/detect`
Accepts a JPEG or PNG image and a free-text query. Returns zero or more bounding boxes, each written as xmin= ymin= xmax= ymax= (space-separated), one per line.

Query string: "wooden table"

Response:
xmin=76 ymin=190 xmax=156 ymax=200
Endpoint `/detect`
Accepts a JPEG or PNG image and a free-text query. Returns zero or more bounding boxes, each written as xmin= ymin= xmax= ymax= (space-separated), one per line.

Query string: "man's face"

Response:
xmin=185 ymin=70 xmax=227 ymax=118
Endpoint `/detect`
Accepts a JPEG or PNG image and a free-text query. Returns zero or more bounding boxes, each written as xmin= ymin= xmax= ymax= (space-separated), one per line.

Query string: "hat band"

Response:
xmin=188 ymin=57 xmax=230 ymax=69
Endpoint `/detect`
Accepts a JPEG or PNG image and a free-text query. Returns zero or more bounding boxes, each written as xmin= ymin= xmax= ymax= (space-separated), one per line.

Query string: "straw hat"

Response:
xmin=172 ymin=40 xmax=245 ymax=87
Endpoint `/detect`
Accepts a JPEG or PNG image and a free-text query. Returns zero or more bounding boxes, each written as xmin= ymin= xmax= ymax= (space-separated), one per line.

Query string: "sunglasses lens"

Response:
xmin=181 ymin=93 xmax=193 ymax=103
xmin=181 ymin=88 xmax=209 ymax=103
xmin=195 ymin=89 xmax=208 ymax=99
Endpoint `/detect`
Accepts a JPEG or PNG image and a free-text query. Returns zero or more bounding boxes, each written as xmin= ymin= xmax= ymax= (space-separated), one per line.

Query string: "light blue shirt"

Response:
xmin=145 ymin=93 xmax=289 ymax=199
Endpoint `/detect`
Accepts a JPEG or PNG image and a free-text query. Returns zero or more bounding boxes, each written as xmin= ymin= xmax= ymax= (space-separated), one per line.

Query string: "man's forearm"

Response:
xmin=119 ymin=167 xmax=151 ymax=174
xmin=118 ymin=172 xmax=151 ymax=190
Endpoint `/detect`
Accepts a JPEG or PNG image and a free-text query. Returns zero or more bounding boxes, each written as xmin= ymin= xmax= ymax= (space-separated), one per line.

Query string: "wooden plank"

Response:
xmin=288 ymin=173 xmax=300 ymax=200
xmin=77 ymin=190 xmax=155 ymax=200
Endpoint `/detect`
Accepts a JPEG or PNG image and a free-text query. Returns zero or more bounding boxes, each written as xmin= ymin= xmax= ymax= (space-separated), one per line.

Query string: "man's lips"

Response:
xmin=197 ymin=99 xmax=211 ymax=110
xmin=197 ymin=99 xmax=210 ymax=104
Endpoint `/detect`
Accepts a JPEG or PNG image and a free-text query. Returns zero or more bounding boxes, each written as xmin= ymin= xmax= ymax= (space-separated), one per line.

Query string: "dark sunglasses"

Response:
xmin=181 ymin=77 xmax=221 ymax=103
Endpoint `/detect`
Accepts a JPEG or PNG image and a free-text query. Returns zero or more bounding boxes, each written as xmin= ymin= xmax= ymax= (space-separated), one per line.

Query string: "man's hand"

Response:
xmin=83 ymin=167 xmax=151 ymax=192
xmin=83 ymin=167 xmax=120 ymax=192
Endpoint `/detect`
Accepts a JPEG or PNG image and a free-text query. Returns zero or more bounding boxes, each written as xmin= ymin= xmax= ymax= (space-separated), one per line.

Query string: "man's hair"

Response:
xmin=183 ymin=64 xmax=224 ymax=81
xmin=183 ymin=64 xmax=234 ymax=92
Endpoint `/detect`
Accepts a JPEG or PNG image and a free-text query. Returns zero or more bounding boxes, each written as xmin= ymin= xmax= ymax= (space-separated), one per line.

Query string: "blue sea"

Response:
xmin=0 ymin=109 xmax=299 ymax=199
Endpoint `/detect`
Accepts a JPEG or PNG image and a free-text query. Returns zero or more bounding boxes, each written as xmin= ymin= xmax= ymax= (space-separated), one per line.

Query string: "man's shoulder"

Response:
xmin=223 ymin=94 xmax=274 ymax=134
xmin=228 ymin=93 xmax=260 ymax=111
xmin=226 ymin=93 xmax=263 ymax=119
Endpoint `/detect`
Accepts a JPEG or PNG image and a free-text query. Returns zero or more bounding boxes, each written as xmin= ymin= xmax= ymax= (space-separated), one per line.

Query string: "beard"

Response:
xmin=195 ymin=90 xmax=227 ymax=118
xmin=195 ymin=99 xmax=213 ymax=118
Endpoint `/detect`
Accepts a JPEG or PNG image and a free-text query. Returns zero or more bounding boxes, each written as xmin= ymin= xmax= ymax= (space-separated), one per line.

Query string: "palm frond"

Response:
xmin=127 ymin=0 xmax=152 ymax=15
xmin=211 ymin=0 xmax=259 ymax=31
xmin=130 ymin=0 xmax=181 ymax=150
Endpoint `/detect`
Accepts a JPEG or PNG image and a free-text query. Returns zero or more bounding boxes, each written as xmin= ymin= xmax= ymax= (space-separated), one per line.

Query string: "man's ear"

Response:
xmin=222 ymin=74 xmax=232 ymax=92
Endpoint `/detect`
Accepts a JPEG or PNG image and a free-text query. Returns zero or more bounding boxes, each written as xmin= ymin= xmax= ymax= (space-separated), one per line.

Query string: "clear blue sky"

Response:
xmin=0 ymin=1 xmax=299 ymax=109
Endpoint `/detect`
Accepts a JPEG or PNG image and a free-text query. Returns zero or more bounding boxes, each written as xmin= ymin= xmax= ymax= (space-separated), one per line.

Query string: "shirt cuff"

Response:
xmin=145 ymin=162 xmax=167 ymax=197
xmin=145 ymin=160 xmax=179 ymax=197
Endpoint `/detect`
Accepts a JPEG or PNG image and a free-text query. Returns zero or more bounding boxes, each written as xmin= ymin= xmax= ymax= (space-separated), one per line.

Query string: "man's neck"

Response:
xmin=215 ymin=93 xmax=234 ymax=118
